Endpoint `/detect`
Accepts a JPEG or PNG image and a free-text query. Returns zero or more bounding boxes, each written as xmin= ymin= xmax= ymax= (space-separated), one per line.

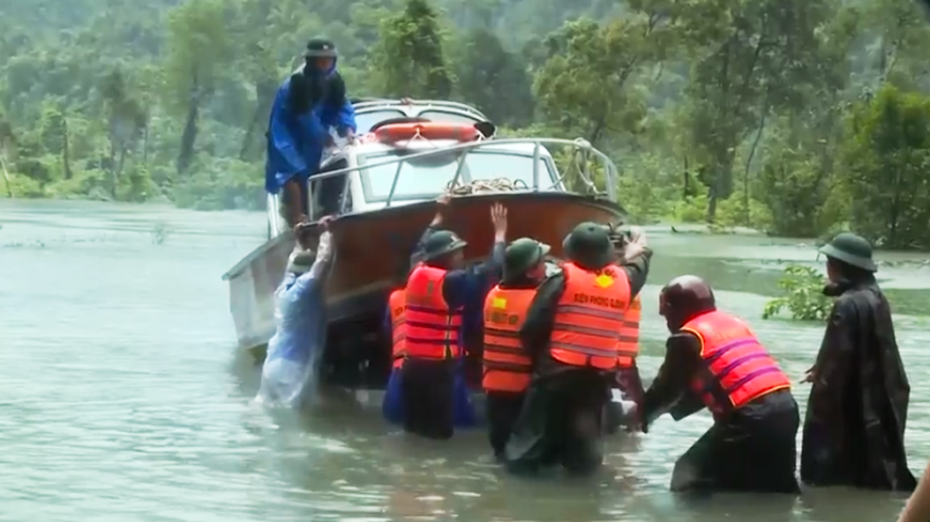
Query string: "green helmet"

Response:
xmin=304 ymin=38 xmax=338 ymax=58
xmin=562 ymin=222 xmax=614 ymax=270
xmin=819 ymin=232 xmax=876 ymax=272
xmin=422 ymin=229 xmax=467 ymax=261
xmin=503 ymin=237 xmax=551 ymax=281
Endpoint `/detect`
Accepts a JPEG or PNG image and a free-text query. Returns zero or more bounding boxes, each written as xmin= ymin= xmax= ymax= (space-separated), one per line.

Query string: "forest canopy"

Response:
xmin=2 ymin=0 xmax=930 ymax=248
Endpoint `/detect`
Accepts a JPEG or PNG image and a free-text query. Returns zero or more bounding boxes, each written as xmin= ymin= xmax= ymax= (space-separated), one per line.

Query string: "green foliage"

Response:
xmin=1 ymin=0 xmax=929 ymax=241
xmin=371 ymin=0 xmax=454 ymax=99
xmin=839 ymin=85 xmax=930 ymax=249
xmin=762 ymin=265 xmax=833 ymax=321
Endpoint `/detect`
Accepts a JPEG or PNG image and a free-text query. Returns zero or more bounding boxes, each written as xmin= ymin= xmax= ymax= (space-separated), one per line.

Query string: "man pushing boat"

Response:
xmin=392 ymin=194 xmax=508 ymax=440
xmin=640 ymin=275 xmax=800 ymax=494
xmin=256 ymin=216 xmax=335 ymax=408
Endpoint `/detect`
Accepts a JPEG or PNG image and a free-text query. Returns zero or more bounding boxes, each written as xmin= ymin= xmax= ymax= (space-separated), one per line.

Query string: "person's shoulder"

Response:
xmin=282 ymin=72 xmax=302 ymax=91
xmin=832 ymin=284 xmax=875 ymax=316
xmin=667 ymin=331 xmax=701 ymax=350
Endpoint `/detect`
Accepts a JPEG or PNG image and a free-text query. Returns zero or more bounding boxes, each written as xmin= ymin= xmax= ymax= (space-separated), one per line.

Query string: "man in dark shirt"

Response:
xmin=641 ymin=276 xmax=800 ymax=493
xmin=401 ymin=196 xmax=507 ymax=438
xmin=504 ymin=223 xmax=652 ymax=475
xmin=801 ymin=233 xmax=915 ymax=491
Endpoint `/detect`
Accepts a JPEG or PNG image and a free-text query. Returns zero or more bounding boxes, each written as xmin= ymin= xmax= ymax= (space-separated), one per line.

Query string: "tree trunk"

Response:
xmin=176 ymin=98 xmax=199 ymax=175
xmin=239 ymin=80 xmax=276 ymax=160
xmin=61 ymin=118 xmax=73 ymax=179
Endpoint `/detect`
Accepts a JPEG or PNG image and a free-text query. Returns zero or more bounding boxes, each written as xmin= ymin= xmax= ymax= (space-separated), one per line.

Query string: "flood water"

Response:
xmin=1 ymin=198 xmax=928 ymax=521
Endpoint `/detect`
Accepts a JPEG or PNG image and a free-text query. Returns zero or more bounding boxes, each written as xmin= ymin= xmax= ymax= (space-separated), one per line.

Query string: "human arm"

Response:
xmin=289 ymin=218 xmax=335 ymax=298
xmin=617 ymin=226 xmax=652 ymax=298
xmin=518 ymin=273 xmax=565 ymax=360
xmin=898 ymin=458 xmax=930 ymax=522
xmin=441 ymin=203 xmax=507 ymax=307
xmin=641 ymin=333 xmax=703 ymax=428
xmin=319 ymin=73 xmax=357 ymax=140
xmin=805 ymin=299 xmax=855 ymax=388
xmin=410 ymin=195 xmax=449 ymax=267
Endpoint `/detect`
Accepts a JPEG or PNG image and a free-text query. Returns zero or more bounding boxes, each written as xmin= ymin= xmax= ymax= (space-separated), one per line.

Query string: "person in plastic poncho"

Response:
xmin=265 ymin=38 xmax=357 ymax=226
xmin=256 ymin=216 xmax=334 ymax=408
xmin=641 ymin=276 xmax=800 ymax=494
xmin=800 ymin=233 xmax=916 ymax=491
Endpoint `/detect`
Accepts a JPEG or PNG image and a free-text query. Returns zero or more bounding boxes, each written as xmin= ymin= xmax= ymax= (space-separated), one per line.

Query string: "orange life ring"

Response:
xmin=374 ymin=122 xmax=479 ymax=144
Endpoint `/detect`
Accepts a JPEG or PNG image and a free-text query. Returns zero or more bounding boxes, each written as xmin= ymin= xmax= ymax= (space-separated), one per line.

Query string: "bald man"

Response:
xmin=640 ymin=276 xmax=800 ymax=494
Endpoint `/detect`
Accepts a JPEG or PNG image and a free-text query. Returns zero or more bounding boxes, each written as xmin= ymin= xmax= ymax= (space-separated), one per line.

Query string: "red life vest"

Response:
xmin=617 ymin=295 xmax=641 ymax=368
xmin=549 ymin=262 xmax=631 ymax=370
xmin=403 ymin=264 xmax=462 ymax=359
xmin=388 ymin=289 xmax=406 ymax=369
xmin=681 ymin=310 xmax=791 ymax=419
xmin=482 ymin=286 xmax=535 ymax=393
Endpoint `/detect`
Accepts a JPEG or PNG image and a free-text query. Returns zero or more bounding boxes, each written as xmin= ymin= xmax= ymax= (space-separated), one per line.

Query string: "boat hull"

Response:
xmin=224 ymin=192 xmax=624 ymax=382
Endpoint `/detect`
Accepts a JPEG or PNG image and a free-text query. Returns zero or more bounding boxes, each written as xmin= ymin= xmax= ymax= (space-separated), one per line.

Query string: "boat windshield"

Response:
xmin=355 ymin=109 xmax=407 ymax=132
xmin=358 ymin=150 xmax=556 ymax=203
xmin=355 ymin=109 xmax=483 ymax=133
xmin=417 ymin=110 xmax=483 ymax=124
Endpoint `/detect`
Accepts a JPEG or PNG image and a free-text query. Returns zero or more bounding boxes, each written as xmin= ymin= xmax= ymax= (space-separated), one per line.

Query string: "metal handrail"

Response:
xmin=266 ymin=193 xmax=281 ymax=238
xmin=302 ymin=137 xmax=618 ymax=204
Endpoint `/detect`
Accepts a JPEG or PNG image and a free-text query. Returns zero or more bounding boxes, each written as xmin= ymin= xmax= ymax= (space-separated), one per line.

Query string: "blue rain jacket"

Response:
xmin=264 ymin=63 xmax=357 ymax=195
xmin=257 ymin=234 xmax=334 ymax=408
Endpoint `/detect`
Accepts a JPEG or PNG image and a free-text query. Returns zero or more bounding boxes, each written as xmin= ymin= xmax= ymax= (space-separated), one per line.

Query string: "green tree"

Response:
xmin=838 ymin=85 xmax=930 ymax=249
xmin=100 ymin=67 xmax=148 ymax=198
xmin=371 ymin=0 xmax=454 ymax=98
xmin=162 ymin=0 xmax=234 ymax=174
xmin=677 ymin=0 xmax=849 ymax=221
xmin=454 ymin=28 xmax=533 ymax=127
xmin=532 ymin=10 xmax=673 ymax=148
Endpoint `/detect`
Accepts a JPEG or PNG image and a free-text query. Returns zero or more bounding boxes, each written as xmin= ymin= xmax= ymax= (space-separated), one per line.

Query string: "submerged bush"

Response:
xmin=762 ymin=264 xmax=832 ymax=321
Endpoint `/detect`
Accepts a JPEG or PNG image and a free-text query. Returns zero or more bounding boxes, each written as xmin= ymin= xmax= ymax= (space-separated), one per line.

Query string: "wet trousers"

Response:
xmin=485 ymin=391 xmax=525 ymax=459
xmin=400 ymin=358 xmax=477 ymax=439
xmin=504 ymin=369 xmax=610 ymax=476
xmin=671 ymin=391 xmax=801 ymax=494
xmin=382 ymin=366 xmax=404 ymax=425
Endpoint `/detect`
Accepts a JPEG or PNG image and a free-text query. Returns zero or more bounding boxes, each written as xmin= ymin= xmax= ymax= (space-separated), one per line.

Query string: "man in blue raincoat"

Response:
xmin=266 ymin=38 xmax=357 ymax=226
xmin=256 ymin=216 xmax=334 ymax=408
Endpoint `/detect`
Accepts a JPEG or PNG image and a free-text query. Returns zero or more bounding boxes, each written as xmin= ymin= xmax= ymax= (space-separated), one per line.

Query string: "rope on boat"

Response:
xmin=445 ymin=178 xmax=529 ymax=195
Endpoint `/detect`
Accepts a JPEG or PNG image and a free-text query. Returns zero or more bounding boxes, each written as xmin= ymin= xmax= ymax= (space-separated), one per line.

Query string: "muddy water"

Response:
xmin=1 ymin=199 xmax=927 ymax=521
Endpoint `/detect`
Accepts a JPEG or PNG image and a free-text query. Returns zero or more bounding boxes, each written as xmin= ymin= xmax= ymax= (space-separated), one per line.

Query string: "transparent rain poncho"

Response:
xmin=256 ymin=232 xmax=333 ymax=408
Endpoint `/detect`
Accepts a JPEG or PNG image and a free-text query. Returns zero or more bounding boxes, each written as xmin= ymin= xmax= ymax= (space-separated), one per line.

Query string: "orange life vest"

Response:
xmin=681 ymin=310 xmax=791 ymax=419
xmin=482 ymin=285 xmax=535 ymax=393
xmin=550 ymin=262 xmax=631 ymax=370
xmin=403 ymin=264 xmax=462 ymax=359
xmin=617 ymin=294 xmax=641 ymax=368
xmin=388 ymin=289 xmax=406 ymax=369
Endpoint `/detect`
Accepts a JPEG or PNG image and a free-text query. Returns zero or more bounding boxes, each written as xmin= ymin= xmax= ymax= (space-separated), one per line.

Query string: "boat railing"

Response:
xmin=266 ymin=137 xmax=617 ymax=239
xmin=311 ymin=137 xmax=616 ymax=217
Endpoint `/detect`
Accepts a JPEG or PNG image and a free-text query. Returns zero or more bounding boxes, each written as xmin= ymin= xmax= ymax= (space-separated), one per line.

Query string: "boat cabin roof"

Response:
xmin=352 ymin=99 xmax=489 ymax=133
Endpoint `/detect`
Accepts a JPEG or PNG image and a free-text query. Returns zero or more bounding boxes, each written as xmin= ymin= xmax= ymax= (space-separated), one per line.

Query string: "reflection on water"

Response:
xmin=0 ymin=199 xmax=925 ymax=521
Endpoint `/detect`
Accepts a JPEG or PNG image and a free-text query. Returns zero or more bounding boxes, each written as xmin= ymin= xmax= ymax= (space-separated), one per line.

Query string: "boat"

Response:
xmin=223 ymin=99 xmax=625 ymax=390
